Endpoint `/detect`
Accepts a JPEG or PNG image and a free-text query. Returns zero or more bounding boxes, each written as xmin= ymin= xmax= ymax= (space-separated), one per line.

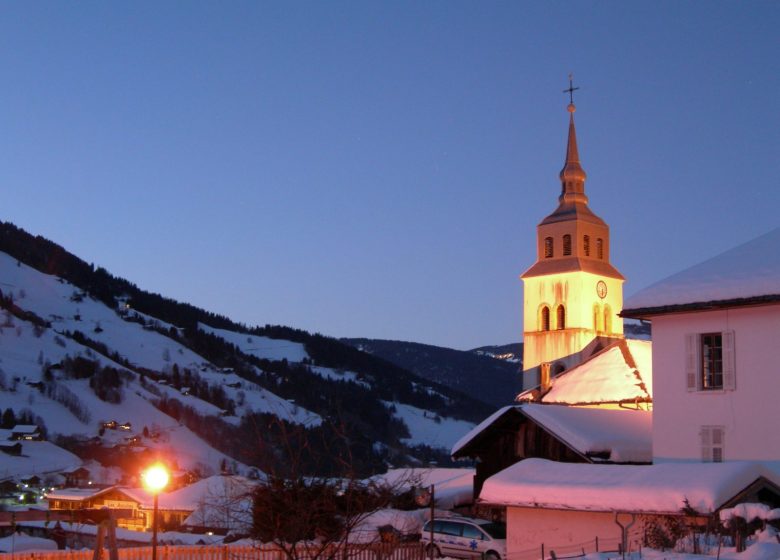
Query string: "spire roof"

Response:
xmin=559 ymin=104 xmax=587 ymax=184
xmin=558 ymin=103 xmax=588 ymax=200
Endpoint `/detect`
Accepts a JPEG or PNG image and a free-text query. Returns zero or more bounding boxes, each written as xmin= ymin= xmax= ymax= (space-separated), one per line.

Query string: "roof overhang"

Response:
xmin=621 ymin=295 xmax=780 ymax=320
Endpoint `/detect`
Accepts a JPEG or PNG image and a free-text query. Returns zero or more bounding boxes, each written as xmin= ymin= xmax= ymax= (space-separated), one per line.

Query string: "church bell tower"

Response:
xmin=520 ymin=84 xmax=624 ymax=391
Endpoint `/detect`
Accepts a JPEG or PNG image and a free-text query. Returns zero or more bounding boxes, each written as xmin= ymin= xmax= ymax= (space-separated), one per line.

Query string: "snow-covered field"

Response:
xmin=386 ymin=402 xmax=475 ymax=450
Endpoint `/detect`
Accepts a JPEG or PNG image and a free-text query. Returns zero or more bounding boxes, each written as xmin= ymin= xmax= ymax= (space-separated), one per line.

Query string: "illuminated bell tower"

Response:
xmin=520 ymin=88 xmax=624 ymax=392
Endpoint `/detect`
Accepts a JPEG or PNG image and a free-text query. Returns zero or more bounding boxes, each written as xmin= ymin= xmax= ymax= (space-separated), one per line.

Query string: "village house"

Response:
xmin=46 ymin=474 xmax=257 ymax=535
xmin=621 ymin=227 xmax=780 ymax=465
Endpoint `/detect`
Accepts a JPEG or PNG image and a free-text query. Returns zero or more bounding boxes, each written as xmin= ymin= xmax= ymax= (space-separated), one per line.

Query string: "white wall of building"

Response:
xmin=651 ymin=304 xmax=780 ymax=463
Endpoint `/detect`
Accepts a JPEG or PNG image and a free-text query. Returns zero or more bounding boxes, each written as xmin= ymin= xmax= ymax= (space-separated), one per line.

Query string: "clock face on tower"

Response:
xmin=596 ymin=280 xmax=607 ymax=299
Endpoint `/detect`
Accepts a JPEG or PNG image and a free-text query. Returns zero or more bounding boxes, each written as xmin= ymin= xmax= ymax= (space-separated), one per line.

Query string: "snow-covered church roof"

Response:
xmin=480 ymin=458 xmax=777 ymax=514
xmin=451 ymin=404 xmax=650 ymax=463
xmin=520 ymin=339 xmax=652 ymax=405
xmin=623 ymin=226 xmax=780 ymax=317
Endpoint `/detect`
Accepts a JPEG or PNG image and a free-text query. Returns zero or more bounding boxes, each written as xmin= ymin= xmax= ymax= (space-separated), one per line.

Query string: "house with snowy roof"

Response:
xmin=621 ymin=226 xmax=780 ymax=465
xmin=47 ymin=474 xmax=258 ymax=535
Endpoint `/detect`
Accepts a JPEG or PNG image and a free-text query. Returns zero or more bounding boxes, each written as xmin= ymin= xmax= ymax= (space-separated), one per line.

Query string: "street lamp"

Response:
xmin=143 ymin=463 xmax=169 ymax=560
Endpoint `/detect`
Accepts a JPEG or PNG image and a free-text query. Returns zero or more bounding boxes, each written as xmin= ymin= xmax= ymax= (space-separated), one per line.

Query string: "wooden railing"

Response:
xmin=0 ymin=543 xmax=425 ymax=560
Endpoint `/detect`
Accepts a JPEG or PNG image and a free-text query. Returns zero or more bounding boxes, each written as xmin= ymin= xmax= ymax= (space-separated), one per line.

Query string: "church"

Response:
xmin=453 ymin=89 xmax=653 ymax=497
xmin=451 ymin=84 xmax=780 ymax=556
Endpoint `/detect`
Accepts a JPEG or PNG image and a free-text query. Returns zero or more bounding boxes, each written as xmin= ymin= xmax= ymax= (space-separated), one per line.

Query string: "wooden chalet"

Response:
xmin=452 ymin=403 xmax=651 ymax=499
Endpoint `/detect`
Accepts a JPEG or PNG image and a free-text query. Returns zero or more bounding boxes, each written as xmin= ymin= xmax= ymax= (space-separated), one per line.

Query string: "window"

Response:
xmin=544 ymin=237 xmax=554 ymax=258
xmin=700 ymin=426 xmax=725 ymax=462
xmin=603 ymin=304 xmax=612 ymax=333
xmin=685 ymin=331 xmax=735 ymax=391
xmin=593 ymin=304 xmax=602 ymax=332
xmin=462 ymin=524 xmax=485 ymax=540
xmin=556 ymin=305 xmax=565 ymax=330
xmin=583 ymin=235 xmax=590 ymax=256
xmin=540 ymin=306 xmax=550 ymax=331
xmin=596 ymin=238 xmax=604 ymax=259
xmin=563 ymin=234 xmax=572 ymax=256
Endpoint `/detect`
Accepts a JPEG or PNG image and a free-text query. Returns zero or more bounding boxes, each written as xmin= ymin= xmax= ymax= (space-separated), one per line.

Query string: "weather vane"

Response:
xmin=563 ymin=73 xmax=579 ymax=105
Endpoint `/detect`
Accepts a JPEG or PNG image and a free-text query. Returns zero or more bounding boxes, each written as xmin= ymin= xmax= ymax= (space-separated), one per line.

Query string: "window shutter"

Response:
xmin=700 ymin=426 xmax=712 ymax=462
xmin=722 ymin=330 xmax=736 ymax=390
xmin=712 ymin=427 xmax=725 ymax=462
xmin=685 ymin=334 xmax=697 ymax=391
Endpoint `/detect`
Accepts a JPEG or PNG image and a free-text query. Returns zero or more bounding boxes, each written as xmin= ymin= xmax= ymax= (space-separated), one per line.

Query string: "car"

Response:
xmin=421 ymin=517 xmax=507 ymax=560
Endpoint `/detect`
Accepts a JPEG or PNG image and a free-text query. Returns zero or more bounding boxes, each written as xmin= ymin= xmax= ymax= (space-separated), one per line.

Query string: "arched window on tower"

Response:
xmin=540 ymin=306 xmax=550 ymax=331
xmin=557 ymin=305 xmax=566 ymax=330
xmin=593 ymin=304 xmax=602 ymax=332
xmin=597 ymin=238 xmax=604 ymax=259
xmin=563 ymin=234 xmax=572 ymax=256
xmin=544 ymin=237 xmax=554 ymax=258
xmin=583 ymin=235 xmax=590 ymax=257
xmin=604 ymin=304 xmax=612 ymax=333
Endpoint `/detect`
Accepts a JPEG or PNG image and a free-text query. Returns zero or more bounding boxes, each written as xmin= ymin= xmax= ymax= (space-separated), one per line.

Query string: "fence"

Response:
xmin=0 ymin=543 xmax=426 ymax=560
xmin=504 ymin=536 xmax=629 ymax=560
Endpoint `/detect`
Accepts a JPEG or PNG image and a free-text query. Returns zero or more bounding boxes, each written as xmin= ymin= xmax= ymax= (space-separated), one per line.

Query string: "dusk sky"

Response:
xmin=1 ymin=3 xmax=778 ymax=350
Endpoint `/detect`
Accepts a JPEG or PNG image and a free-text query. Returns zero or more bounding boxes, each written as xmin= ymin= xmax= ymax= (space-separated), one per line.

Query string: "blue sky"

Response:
xmin=1 ymin=2 xmax=778 ymax=349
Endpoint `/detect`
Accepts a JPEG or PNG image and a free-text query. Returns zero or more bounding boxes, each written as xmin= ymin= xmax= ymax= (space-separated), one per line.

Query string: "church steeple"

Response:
xmin=558 ymin=103 xmax=588 ymax=203
xmin=519 ymin=78 xmax=625 ymax=392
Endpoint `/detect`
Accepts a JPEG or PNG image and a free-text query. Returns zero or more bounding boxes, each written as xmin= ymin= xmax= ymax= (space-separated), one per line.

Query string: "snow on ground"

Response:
xmin=0 ymin=317 xmax=245 ymax=475
xmin=18 ymin=521 xmax=226 ymax=546
xmin=310 ymin=365 xmax=371 ymax=388
xmin=480 ymin=459 xmax=775 ymax=514
xmin=625 ymin=226 xmax=780 ymax=310
xmin=0 ymin=251 xmax=323 ymax=471
xmin=520 ymin=404 xmax=652 ymax=463
xmin=0 ymin=532 xmax=58 ymax=553
xmin=386 ymin=402 xmax=474 ymax=450
xmin=0 ymin=441 xmax=81 ymax=481
xmin=198 ymin=323 xmax=308 ymax=362
xmin=191 ymin=365 xmax=321 ymax=426
xmin=0 ymin=252 xmax=208 ymax=372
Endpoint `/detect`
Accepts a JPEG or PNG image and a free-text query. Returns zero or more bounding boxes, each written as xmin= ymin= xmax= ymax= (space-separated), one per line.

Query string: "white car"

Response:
xmin=421 ymin=517 xmax=507 ymax=560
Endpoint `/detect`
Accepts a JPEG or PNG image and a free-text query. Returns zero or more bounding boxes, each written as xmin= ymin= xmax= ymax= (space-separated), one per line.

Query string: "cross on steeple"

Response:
xmin=563 ymin=73 xmax=579 ymax=105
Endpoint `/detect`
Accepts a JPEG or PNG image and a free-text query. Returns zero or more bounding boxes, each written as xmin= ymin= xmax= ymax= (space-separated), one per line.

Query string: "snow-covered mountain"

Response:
xmin=0 ymin=221 xmax=488 ymax=480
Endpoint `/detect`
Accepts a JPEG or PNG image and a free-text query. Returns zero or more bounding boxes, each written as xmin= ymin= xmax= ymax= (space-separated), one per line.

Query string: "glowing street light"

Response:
xmin=143 ymin=463 xmax=169 ymax=560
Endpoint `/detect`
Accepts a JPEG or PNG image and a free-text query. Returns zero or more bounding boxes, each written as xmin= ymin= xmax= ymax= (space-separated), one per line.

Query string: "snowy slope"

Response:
xmin=386 ymin=402 xmax=475 ymax=450
xmin=198 ymin=323 xmax=308 ymax=362
xmin=0 ymin=253 xmax=327 ymax=474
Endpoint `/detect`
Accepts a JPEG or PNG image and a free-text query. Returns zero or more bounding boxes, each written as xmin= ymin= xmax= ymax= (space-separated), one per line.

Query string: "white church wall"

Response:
xmin=651 ymin=304 xmax=780 ymax=463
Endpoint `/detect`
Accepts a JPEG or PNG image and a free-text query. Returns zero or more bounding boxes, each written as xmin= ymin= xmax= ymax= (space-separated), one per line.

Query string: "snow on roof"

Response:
xmin=159 ymin=475 xmax=257 ymax=511
xmin=451 ymin=405 xmax=517 ymax=457
xmin=520 ymin=404 xmax=651 ymax=463
xmin=46 ymin=486 xmax=114 ymax=501
xmin=624 ymin=227 xmax=780 ymax=313
xmin=480 ymin=458 xmax=772 ymax=514
xmin=12 ymin=425 xmax=40 ymax=434
xmin=542 ymin=339 xmax=652 ymax=404
xmin=371 ymin=468 xmax=476 ymax=509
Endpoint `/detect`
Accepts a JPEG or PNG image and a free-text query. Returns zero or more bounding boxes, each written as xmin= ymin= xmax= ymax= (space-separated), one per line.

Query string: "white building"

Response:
xmin=622 ymin=227 xmax=780 ymax=465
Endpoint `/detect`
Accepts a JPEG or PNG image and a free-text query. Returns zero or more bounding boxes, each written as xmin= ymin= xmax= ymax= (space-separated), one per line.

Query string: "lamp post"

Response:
xmin=414 ymin=485 xmax=435 ymax=560
xmin=142 ymin=463 xmax=169 ymax=560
